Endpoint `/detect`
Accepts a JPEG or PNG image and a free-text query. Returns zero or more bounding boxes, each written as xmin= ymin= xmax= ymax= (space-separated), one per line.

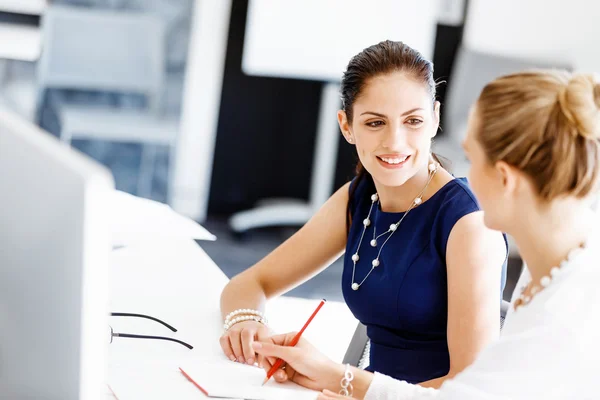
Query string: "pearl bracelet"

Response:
xmin=223 ymin=315 xmax=267 ymax=331
xmin=223 ymin=308 xmax=268 ymax=332
xmin=224 ymin=308 xmax=266 ymax=324
xmin=339 ymin=364 xmax=354 ymax=396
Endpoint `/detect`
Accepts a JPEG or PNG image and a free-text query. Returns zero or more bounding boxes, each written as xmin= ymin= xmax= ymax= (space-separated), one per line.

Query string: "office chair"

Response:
xmin=36 ymin=5 xmax=178 ymax=199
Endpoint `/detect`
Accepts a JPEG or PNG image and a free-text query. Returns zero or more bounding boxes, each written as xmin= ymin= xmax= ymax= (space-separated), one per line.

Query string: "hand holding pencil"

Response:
xmin=262 ymin=299 xmax=326 ymax=385
xmin=252 ymin=299 xmax=347 ymax=393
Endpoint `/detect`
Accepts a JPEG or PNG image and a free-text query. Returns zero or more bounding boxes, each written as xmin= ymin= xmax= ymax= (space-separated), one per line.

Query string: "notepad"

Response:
xmin=179 ymin=359 xmax=318 ymax=400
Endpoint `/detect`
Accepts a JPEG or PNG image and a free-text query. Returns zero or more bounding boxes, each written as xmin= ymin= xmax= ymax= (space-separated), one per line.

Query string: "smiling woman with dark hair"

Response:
xmin=219 ymin=40 xmax=508 ymax=390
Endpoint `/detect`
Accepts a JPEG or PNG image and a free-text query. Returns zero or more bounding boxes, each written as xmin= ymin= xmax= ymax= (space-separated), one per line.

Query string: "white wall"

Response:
xmin=242 ymin=0 xmax=438 ymax=82
xmin=464 ymin=0 xmax=600 ymax=71
xmin=170 ymin=0 xmax=231 ymax=221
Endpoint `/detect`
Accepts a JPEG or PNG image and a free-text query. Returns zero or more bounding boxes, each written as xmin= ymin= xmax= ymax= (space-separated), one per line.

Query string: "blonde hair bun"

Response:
xmin=476 ymin=69 xmax=600 ymax=201
xmin=557 ymin=73 xmax=600 ymax=140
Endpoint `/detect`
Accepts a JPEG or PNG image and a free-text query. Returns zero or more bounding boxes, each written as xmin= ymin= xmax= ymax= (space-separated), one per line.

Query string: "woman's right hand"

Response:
xmin=252 ymin=333 xmax=345 ymax=392
xmin=219 ymin=320 xmax=274 ymax=368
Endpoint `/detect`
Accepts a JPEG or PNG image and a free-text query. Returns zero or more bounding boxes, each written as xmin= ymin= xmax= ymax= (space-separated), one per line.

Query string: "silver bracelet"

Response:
xmin=339 ymin=363 xmax=354 ymax=396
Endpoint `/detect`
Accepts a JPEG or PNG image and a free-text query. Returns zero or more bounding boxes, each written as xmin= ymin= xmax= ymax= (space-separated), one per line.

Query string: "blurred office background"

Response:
xmin=2 ymin=0 xmax=593 ymax=302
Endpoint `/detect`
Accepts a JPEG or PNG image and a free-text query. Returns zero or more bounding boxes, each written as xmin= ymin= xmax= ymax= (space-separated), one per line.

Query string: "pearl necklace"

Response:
xmin=514 ymin=241 xmax=588 ymax=310
xmin=350 ymin=162 xmax=438 ymax=291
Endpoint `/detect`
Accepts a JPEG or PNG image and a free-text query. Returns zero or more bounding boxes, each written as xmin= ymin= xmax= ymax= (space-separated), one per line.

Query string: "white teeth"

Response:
xmin=380 ymin=156 xmax=408 ymax=164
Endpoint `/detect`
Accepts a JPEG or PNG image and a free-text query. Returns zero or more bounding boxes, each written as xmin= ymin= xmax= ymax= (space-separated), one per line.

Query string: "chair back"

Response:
xmin=36 ymin=5 xmax=166 ymax=117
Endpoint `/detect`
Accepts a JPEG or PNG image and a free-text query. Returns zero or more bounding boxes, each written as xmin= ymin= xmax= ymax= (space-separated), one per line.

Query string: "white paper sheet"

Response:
xmin=108 ymin=364 xmax=231 ymax=400
xmin=179 ymin=359 xmax=318 ymax=400
xmin=110 ymin=190 xmax=216 ymax=247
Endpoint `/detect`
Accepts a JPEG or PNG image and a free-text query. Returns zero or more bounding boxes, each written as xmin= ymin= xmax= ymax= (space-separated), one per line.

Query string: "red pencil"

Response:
xmin=261 ymin=299 xmax=326 ymax=385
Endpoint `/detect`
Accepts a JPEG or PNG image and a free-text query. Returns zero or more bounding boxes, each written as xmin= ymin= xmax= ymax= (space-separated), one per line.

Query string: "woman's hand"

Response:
xmin=219 ymin=320 xmax=273 ymax=367
xmin=252 ymin=332 xmax=345 ymax=392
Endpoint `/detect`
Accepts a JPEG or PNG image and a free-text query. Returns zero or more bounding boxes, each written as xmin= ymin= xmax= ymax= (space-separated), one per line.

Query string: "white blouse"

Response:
xmin=364 ymin=232 xmax=600 ymax=400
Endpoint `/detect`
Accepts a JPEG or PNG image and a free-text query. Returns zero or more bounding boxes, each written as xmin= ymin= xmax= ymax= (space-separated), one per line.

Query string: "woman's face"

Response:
xmin=463 ymin=108 xmax=509 ymax=231
xmin=339 ymin=71 xmax=439 ymax=188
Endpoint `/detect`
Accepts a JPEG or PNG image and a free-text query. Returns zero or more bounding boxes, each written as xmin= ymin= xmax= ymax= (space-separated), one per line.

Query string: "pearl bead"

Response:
xmin=363 ymin=218 xmax=371 ymax=226
xmin=371 ymin=193 xmax=379 ymax=202
xmin=550 ymin=267 xmax=560 ymax=277
xmin=523 ymin=296 xmax=531 ymax=303
xmin=372 ymin=259 xmax=380 ymax=267
xmin=540 ymin=276 xmax=551 ymax=287
xmin=352 ymin=253 xmax=359 ymax=262
xmin=531 ymin=286 xmax=539 ymax=295
xmin=389 ymin=223 xmax=397 ymax=232
xmin=351 ymin=283 xmax=359 ymax=291
xmin=414 ymin=197 xmax=422 ymax=205
xmin=428 ymin=163 xmax=437 ymax=172
xmin=370 ymin=239 xmax=377 ymax=247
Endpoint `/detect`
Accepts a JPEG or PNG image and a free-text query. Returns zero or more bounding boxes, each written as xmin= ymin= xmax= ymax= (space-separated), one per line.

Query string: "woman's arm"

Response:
xmin=219 ymin=182 xmax=351 ymax=363
xmin=253 ymin=316 xmax=562 ymax=400
xmin=356 ymin=319 xmax=568 ymax=400
xmin=419 ymin=211 xmax=506 ymax=389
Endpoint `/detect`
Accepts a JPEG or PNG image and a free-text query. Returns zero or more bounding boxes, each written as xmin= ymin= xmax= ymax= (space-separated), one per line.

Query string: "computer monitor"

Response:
xmin=0 ymin=107 xmax=114 ymax=399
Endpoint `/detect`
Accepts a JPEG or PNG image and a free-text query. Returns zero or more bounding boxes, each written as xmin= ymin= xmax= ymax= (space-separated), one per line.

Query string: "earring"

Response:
xmin=347 ymin=137 xmax=353 ymax=143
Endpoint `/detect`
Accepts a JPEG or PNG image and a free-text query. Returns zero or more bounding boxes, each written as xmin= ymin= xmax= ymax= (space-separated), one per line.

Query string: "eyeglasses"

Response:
xmin=109 ymin=312 xmax=193 ymax=349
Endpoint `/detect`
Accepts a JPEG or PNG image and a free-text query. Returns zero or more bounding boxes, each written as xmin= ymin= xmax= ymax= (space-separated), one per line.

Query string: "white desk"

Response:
xmin=0 ymin=0 xmax=46 ymax=15
xmin=0 ymin=22 xmax=41 ymax=62
xmin=106 ymin=240 xmax=357 ymax=399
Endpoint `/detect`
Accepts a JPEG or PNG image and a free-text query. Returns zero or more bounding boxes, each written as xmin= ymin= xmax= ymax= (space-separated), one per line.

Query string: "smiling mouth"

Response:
xmin=377 ymin=155 xmax=411 ymax=165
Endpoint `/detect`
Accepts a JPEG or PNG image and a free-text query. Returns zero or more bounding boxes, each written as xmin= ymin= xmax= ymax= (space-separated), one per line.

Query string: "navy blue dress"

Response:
xmin=342 ymin=176 xmax=507 ymax=384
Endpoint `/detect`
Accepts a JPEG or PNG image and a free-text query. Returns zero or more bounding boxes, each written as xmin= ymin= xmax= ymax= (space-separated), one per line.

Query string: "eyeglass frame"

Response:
xmin=109 ymin=312 xmax=193 ymax=349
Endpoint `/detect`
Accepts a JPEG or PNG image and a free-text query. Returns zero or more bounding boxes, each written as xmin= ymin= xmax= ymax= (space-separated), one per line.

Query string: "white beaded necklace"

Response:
xmin=350 ymin=162 xmax=438 ymax=291
xmin=514 ymin=240 xmax=588 ymax=310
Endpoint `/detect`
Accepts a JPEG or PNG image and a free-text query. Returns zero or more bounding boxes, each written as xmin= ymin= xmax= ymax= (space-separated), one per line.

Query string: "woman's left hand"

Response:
xmin=252 ymin=332 xmax=345 ymax=392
